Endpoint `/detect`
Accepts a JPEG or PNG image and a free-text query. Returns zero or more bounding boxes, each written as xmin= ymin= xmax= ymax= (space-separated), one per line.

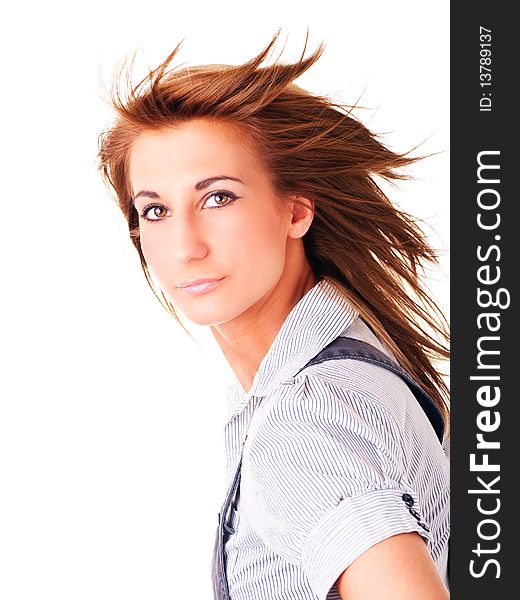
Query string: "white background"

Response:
xmin=0 ymin=1 xmax=449 ymax=598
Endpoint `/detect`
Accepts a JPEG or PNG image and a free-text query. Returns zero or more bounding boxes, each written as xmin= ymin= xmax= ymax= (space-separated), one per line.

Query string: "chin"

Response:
xmin=170 ymin=280 xmax=273 ymax=327
xmin=177 ymin=298 xmax=256 ymax=328
xmin=181 ymin=311 xmax=237 ymax=328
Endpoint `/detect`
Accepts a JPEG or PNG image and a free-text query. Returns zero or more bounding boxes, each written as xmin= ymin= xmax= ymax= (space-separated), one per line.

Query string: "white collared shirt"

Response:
xmin=221 ymin=277 xmax=449 ymax=600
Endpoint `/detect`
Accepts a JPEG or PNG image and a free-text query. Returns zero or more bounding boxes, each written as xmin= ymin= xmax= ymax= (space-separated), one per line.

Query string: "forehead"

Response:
xmin=128 ymin=119 xmax=262 ymax=185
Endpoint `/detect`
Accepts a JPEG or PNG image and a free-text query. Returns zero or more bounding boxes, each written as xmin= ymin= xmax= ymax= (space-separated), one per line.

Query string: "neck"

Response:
xmin=210 ymin=264 xmax=317 ymax=394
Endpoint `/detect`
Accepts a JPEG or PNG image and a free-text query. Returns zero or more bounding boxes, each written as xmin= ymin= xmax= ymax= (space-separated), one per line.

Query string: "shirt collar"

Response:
xmin=225 ymin=276 xmax=359 ymax=420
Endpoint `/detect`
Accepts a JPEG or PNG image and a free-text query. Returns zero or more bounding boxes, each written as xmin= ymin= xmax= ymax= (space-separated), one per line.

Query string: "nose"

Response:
xmin=169 ymin=211 xmax=209 ymax=264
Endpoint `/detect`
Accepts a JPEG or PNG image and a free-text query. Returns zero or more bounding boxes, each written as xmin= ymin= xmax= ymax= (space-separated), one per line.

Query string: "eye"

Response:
xmin=140 ymin=203 xmax=171 ymax=222
xmin=203 ymin=191 xmax=238 ymax=209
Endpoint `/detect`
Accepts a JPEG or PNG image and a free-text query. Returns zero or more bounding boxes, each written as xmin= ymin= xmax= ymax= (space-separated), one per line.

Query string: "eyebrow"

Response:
xmin=133 ymin=175 xmax=244 ymax=201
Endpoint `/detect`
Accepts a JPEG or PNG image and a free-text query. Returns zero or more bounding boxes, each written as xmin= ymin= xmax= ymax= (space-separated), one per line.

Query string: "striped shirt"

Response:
xmin=221 ymin=276 xmax=450 ymax=599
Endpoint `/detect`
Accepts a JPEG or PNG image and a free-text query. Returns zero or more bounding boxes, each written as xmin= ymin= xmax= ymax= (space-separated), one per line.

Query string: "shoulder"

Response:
xmin=295 ymin=354 xmax=410 ymax=426
xmin=250 ymin=356 xmax=409 ymax=487
xmin=289 ymin=316 xmax=429 ymax=433
xmin=283 ymin=329 xmax=447 ymax=468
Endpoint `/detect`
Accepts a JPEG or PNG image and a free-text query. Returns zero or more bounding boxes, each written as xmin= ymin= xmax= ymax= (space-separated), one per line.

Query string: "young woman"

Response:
xmin=98 ymin=31 xmax=450 ymax=600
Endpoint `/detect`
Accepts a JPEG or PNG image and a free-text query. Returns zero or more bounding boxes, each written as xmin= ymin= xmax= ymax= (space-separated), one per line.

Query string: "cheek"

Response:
xmin=139 ymin=233 xmax=169 ymax=276
xmin=229 ymin=209 xmax=288 ymax=268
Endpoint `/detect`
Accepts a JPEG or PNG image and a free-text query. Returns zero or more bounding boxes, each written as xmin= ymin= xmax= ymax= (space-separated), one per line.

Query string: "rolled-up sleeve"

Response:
xmin=245 ymin=374 xmax=432 ymax=600
xmin=302 ymin=487 xmax=431 ymax=599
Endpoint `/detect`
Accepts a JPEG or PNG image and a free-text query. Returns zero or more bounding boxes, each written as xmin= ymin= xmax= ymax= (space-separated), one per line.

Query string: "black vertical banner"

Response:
xmin=451 ymin=3 xmax=516 ymax=598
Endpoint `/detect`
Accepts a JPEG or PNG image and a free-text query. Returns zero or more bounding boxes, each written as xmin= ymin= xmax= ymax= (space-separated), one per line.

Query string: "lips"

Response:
xmin=176 ymin=277 xmax=224 ymax=288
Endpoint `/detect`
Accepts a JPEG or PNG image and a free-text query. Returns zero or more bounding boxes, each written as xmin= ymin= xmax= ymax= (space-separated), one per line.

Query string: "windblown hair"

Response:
xmin=98 ymin=30 xmax=450 ymax=434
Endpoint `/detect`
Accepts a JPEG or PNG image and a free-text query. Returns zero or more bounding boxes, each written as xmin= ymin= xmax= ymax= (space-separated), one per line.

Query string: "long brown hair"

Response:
xmin=97 ymin=30 xmax=450 ymax=434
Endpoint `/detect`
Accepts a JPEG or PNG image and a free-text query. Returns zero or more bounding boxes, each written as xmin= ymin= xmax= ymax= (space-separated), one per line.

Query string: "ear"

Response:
xmin=287 ymin=195 xmax=315 ymax=239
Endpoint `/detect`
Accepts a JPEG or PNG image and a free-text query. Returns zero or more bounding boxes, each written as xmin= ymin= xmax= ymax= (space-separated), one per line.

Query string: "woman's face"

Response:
xmin=129 ymin=119 xmax=308 ymax=328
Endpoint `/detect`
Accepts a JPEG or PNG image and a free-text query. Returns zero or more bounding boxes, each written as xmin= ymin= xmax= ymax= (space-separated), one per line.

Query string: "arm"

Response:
xmin=335 ymin=532 xmax=449 ymax=600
